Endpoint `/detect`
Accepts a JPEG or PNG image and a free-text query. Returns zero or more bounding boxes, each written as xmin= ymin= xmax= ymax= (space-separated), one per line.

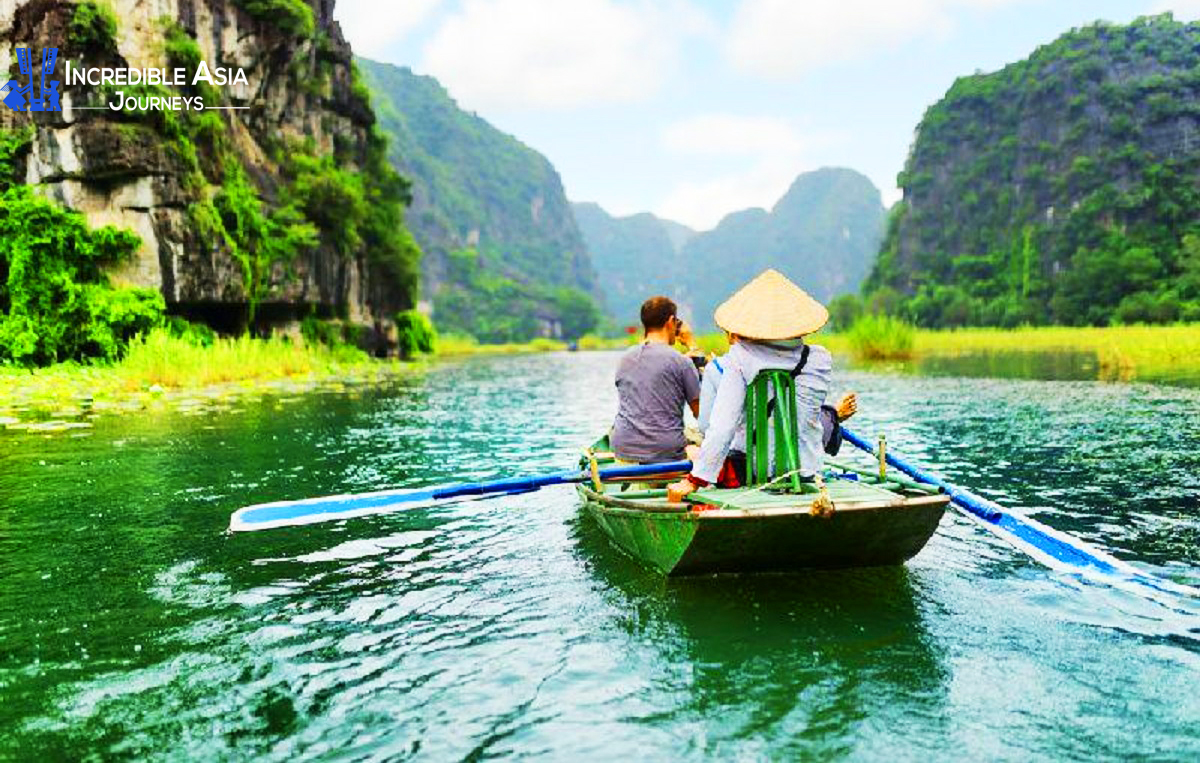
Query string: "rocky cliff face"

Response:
xmin=1 ymin=0 xmax=414 ymax=342
xmin=359 ymin=59 xmax=602 ymax=341
xmin=868 ymin=15 xmax=1200 ymax=326
xmin=575 ymin=169 xmax=883 ymax=331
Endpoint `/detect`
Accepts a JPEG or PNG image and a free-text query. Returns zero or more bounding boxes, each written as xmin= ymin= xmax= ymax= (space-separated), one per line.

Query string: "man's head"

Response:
xmin=640 ymin=296 xmax=678 ymax=340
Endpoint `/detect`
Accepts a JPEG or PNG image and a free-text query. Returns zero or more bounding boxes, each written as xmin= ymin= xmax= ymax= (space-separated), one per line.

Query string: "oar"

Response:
xmin=842 ymin=427 xmax=1199 ymax=599
xmin=228 ymin=460 xmax=691 ymax=533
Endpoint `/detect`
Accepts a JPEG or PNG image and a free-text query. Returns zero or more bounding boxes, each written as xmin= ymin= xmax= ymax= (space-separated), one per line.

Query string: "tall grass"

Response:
xmin=1 ymin=328 xmax=393 ymax=424
xmin=907 ymin=323 xmax=1200 ymax=380
xmin=577 ymin=334 xmax=637 ymax=350
xmin=433 ymin=333 xmax=567 ymax=356
xmin=689 ymin=331 xmax=851 ymax=357
xmin=118 ymin=328 xmax=371 ymax=388
xmin=847 ymin=315 xmax=916 ymax=360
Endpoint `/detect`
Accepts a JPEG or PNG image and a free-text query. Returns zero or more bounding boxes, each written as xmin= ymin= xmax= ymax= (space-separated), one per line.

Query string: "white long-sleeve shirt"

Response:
xmin=691 ymin=340 xmax=831 ymax=483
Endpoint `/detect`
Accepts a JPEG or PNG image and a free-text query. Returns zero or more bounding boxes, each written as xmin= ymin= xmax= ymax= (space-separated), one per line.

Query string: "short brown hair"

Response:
xmin=640 ymin=296 xmax=677 ymax=331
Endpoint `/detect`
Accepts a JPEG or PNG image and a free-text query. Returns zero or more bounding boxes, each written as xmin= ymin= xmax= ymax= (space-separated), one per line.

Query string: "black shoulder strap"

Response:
xmin=790 ymin=345 xmax=810 ymax=378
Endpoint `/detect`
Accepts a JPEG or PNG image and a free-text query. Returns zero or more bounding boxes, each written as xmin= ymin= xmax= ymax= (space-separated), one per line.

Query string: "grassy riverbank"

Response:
xmin=0 ymin=329 xmax=411 ymax=430
xmin=693 ymin=323 xmax=1200 ymax=382
xmin=904 ymin=324 xmax=1200 ymax=380
xmin=434 ymin=334 xmax=570 ymax=355
xmin=8 ymin=322 xmax=1198 ymax=431
xmin=2 ymin=329 xmax=608 ymax=428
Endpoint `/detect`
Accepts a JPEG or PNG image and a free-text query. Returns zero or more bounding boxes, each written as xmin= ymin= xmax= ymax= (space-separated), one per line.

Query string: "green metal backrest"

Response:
xmin=744 ymin=369 xmax=802 ymax=491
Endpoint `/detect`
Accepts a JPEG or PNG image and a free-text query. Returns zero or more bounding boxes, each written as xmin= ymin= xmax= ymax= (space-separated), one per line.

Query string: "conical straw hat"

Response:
xmin=713 ymin=269 xmax=828 ymax=339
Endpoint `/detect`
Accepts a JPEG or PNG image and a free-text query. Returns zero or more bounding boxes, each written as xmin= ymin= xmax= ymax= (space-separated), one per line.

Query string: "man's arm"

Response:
xmin=678 ymin=352 xmax=701 ymax=421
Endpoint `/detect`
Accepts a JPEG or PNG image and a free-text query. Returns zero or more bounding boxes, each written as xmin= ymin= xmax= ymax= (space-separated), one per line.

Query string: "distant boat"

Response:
xmin=578 ymin=436 xmax=947 ymax=575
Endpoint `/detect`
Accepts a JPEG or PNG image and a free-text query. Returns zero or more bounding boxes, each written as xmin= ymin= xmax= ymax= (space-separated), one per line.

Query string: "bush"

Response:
xmin=864 ymin=287 xmax=905 ymax=317
xmin=285 ymin=153 xmax=367 ymax=258
xmin=69 ymin=1 xmax=119 ymax=54
xmin=847 ymin=315 xmax=916 ymax=360
xmin=76 ymin=285 xmax=166 ymax=360
xmin=0 ymin=184 xmax=164 ymax=365
xmin=0 ymin=127 xmax=32 ymax=190
xmin=300 ymin=316 xmax=364 ymax=349
xmin=1113 ymin=291 xmax=1181 ymax=324
xmin=394 ymin=309 xmax=436 ymax=358
xmin=234 ymin=0 xmax=315 ymax=38
xmin=164 ymin=316 xmax=215 ymax=347
xmin=908 ymin=284 xmax=979 ymax=328
xmin=528 ymin=337 xmax=565 ymax=351
xmin=577 ymin=334 xmax=632 ymax=350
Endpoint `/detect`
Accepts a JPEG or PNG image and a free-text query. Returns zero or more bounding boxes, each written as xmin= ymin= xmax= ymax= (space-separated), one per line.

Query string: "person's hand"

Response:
xmin=676 ymin=319 xmax=696 ymax=350
xmin=835 ymin=392 xmax=858 ymax=422
xmin=667 ymin=479 xmax=697 ymax=503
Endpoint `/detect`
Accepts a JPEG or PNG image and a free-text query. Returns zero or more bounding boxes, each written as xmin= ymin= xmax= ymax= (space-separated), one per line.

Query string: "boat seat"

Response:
xmin=744 ymin=369 xmax=803 ymax=491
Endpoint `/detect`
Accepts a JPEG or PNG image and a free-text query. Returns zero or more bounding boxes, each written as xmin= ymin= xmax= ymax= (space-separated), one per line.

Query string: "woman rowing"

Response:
xmin=669 ymin=269 xmax=846 ymax=501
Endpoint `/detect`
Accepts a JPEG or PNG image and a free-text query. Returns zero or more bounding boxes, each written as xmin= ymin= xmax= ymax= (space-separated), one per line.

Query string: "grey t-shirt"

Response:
xmin=610 ymin=342 xmax=700 ymax=463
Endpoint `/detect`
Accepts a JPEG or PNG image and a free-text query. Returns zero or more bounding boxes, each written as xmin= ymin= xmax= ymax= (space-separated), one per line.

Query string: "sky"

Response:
xmin=334 ymin=0 xmax=1200 ymax=231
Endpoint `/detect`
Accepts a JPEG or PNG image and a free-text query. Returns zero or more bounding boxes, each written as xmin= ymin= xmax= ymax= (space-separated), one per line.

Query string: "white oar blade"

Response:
xmin=228 ymin=486 xmax=481 ymax=532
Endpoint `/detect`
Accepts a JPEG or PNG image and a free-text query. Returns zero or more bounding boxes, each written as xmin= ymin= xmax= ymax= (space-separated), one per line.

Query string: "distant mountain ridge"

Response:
xmin=358 ymin=58 xmax=602 ymax=341
xmin=577 ymin=168 xmax=885 ymax=330
xmin=572 ymin=204 xmax=694 ymax=328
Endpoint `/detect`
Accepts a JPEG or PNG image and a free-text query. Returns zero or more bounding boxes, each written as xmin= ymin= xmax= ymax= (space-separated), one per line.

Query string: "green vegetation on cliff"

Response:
xmin=357 ymin=58 xmax=601 ymax=341
xmin=0 ymin=128 xmax=162 ymax=365
xmin=68 ymin=1 xmax=119 ymax=53
xmin=232 ymin=0 xmax=315 ymax=38
xmin=150 ymin=26 xmax=420 ymax=325
xmin=1 ymin=5 xmax=422 ymax=366
xmin=432 ymin=248 xmax=599 ymax=342
xmin=868 ymin=14 xmax=1200 ymax=327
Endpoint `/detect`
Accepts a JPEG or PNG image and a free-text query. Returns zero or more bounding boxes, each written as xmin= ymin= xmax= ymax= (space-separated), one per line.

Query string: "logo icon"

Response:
xmin=2 ymin=47 xmax=60 ymax=112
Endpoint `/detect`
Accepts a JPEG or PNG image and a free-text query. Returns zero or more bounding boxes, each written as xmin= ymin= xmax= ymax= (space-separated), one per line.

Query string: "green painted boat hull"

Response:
xmin=578 ymin=485 xmax=948 ymax=576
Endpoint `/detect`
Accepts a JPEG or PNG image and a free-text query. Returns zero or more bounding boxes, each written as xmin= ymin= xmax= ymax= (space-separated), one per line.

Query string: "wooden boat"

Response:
xmin=578 ymin=437 xmax=949 ymax=576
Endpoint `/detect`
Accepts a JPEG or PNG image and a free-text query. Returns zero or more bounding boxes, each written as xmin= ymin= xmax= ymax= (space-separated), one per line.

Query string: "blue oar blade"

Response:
xmin=842 ymin=427 xmax=1199 ymax=599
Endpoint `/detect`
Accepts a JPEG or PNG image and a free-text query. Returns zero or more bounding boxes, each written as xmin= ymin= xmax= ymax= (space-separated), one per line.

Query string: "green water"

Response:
xmin=2 ymin=353 xmax=1199 ymax=760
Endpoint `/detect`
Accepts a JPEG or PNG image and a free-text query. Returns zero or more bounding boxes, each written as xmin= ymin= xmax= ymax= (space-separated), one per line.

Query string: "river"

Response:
xmin=2 ymin=352 xmax=1198 ymax=760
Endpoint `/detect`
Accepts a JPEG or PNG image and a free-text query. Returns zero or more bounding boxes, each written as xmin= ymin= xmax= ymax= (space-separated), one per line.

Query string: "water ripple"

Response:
xmin=1 ymin=353 xmax=1198 ymax=759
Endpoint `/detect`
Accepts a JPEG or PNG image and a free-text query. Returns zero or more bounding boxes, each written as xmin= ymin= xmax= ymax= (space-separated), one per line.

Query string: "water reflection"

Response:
xmin=846 ymin=348 xmax=1200 ymax=387
xmin=911 ymin=349 xmax=1099 ymax=382
xmin=573 ymin=513 xmax=949 ymax=757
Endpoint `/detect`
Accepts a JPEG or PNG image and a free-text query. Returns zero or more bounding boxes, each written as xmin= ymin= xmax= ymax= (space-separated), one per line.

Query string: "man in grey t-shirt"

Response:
xmin=610 ymin=296 xmax=701 ymax=463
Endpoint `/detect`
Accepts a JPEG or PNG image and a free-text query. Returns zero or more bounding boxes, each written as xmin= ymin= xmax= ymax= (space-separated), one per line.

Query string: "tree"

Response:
xmin=555 ymin=288 xmax=600 ymax=340
xmin=827 ymin=294 xmax=864 ymax=331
